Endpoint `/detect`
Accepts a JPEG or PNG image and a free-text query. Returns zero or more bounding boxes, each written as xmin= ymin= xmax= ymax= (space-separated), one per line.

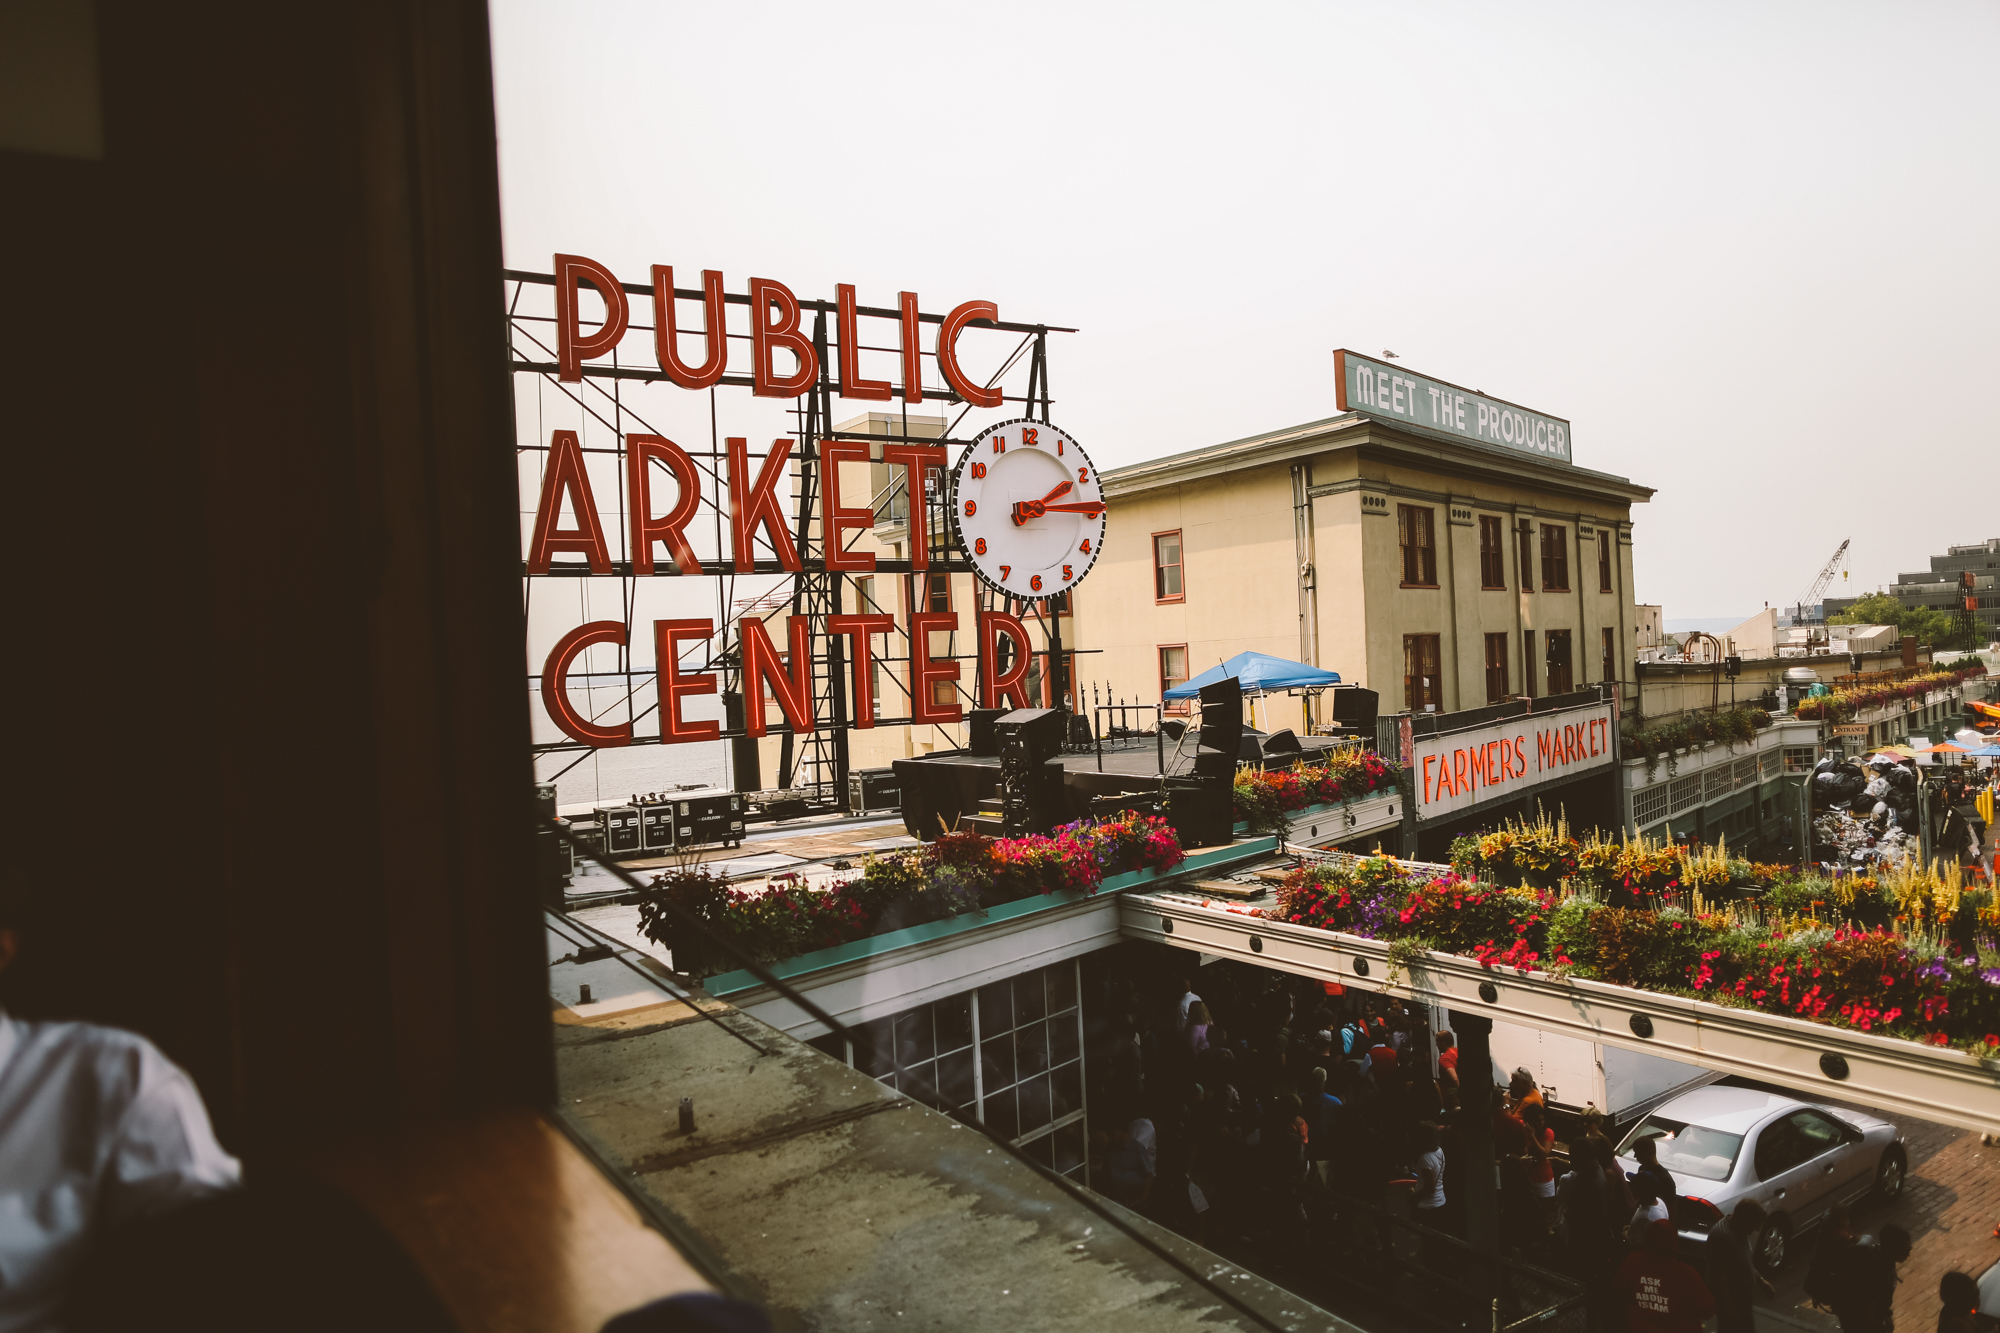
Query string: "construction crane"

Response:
xmin=1794 ymin=537 xmax=1850 ymax=625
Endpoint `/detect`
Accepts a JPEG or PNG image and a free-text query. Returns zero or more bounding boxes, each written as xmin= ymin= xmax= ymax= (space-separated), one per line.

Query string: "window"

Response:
xmin=1619 ymin=1115 xmax=1743 ymax=1184
xmin=1483 ymin=633 xmax=1510 ymax=704
xmin=818 ymin=963 xmax=1089 ymax=1184
xmin=1159 ymin=644 xmax=1189 ymax=713
xmin=1398 ymin=506 xmax=1437 ymax=586
xmin=1479 ymin=516 xmax=1506 ymax=589
xmin=1601 ymin=627 xmax=1617 ymax=688
xmin=1025 ymin=652 xmax=1079 ymax=711
xmin=1545 ymin=628 xmax=1573 ymax=694
xmin=1153 ymin=531 xmax=1183 ymax=602
xmin=925 ymin=571 xmax=951 ymax=613
xmin=1403 ymin=634 xmax=1441 ymax=712
xmin=1517 ymin=522 xmax=1534 ymax=591
xmin=1598 ymin=532 xmax=1614 ymax=592
xmin=854 ymin=575 xmax=882 ymax=614
xmin=1541 ymin=524 xmax=1570 ymax=592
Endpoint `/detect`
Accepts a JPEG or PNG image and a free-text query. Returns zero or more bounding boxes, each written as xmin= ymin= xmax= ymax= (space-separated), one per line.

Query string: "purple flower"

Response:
xmin=1981 ymin=968 xmax=2000 ymax=988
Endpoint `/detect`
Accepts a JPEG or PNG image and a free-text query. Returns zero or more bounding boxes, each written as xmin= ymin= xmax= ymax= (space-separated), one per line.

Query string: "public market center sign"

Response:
xmin=1334 ymin=350 xmax=1572 ymax=464
xmin=1408 ymin=702 xmax=1614 ymax=820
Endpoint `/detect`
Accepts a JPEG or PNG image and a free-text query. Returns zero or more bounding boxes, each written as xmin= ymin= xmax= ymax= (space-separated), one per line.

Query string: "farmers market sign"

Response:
xmin=1409 ymin=702 xmax=1615 ymax=819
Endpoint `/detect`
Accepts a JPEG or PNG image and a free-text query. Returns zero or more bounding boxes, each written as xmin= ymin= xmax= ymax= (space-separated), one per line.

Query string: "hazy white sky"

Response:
xmin=491 ymin=1 xmax=1997 ymax=622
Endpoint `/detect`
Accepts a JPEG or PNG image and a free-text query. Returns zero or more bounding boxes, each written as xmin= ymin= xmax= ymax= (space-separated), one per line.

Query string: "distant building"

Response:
xmin=1823 ymin=537 xmax=1999 ymax=644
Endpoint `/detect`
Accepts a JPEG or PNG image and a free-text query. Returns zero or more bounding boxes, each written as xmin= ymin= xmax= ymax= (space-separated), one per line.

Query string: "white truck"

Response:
xmin=1428 ymin=1004 xmax=1722 ymax=1133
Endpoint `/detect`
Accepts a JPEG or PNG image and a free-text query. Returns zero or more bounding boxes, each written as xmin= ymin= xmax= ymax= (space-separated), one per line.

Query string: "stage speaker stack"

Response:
xmin=1168 ymin=678 xmax=1242 ymax=849
xmin=993 ymin=707 xmax=1066 ymax=835
xmin=1192 ymin=678 xmax=1243 ymax=779
xmin=1328 ymin=686 xmax=1379 ymax=738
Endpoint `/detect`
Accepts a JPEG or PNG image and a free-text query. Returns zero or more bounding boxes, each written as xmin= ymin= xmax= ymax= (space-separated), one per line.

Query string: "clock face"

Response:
xmin=950 ymin=419 xmax=1105 ymax=601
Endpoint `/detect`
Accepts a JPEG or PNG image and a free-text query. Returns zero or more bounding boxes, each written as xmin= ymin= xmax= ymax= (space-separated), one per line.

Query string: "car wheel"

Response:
xmin=1874 ymin=1146 xmax=1907 ymax=1201
xmin=1755 ymin=1213 xmax=1793 ymax=1275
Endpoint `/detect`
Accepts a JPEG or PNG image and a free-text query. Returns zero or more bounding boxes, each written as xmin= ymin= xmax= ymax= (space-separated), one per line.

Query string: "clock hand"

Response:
xmin=1041 ymin=501 xmax=1105 ymax=516
xmin=1011 ymin=481 xmax=1089 ymax=526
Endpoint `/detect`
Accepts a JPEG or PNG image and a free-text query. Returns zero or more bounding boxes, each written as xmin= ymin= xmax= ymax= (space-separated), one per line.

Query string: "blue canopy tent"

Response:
xmin=1164 ymin=651 xmax=1341 ymax=700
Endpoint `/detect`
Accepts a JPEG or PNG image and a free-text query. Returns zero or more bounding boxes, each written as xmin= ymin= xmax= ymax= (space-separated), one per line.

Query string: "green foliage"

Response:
xmin=1828 ymin=591 xmax=1956 ymax=646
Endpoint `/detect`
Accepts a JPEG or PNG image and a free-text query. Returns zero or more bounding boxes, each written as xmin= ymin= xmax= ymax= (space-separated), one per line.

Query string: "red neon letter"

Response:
xmin=542 ymin=621 xmax=631 ymax=747
xmin=554 ymin=253 xmax=629 ymax=383
xmin=727 ymin=437 xmax=803 ymax=573
xmin=653 ymin=618 xmax=720 ymax=743
xmin=899 ymin=290 xmax=924 ymax=404
xmin=882 ymin=443 xmax=947 ymax=570
xmin=936 ymin=299 xmax=1003 ymax=408
xmin=650 ymin=265 xmax=727 ymax=389
xmin=528 ymin=429 xmax=612 ymax=574
xmin=821 ymin=439 xmax=876 ymax=572
xmin=627 ymin=434 xmax=703 ymax=576
xmin=740 ymin=615 xmax=816 ymax=737
xmin=748 ymin=277 xmax=817 ymax=398
xmin=979 ymin=609 xmax=1034 ymax=710
xmin=836 ymin=283 xmax=892 ymax=401
xmin=829 ymin=613 xmax=895 ymax=727
xmin=910 ymin=610 xmax=962 ymax=725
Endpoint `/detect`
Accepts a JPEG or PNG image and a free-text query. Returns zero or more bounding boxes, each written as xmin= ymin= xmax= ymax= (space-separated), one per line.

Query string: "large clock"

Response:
xmin=950 ymin=419 xmax=1105 ymax=601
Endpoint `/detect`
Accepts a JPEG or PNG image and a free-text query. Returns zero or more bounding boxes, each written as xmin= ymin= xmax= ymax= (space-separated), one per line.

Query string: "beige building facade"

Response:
xmin=1083 ymin=410 xmax=1655 ymax=732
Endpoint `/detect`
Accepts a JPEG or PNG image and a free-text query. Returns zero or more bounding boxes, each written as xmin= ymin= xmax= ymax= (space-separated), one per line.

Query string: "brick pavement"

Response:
xmin=1759 ymin=1105 xmax=2000 ymax=1332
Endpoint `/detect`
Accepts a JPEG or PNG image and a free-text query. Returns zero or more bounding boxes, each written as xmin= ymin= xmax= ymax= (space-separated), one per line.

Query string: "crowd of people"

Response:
xmin=1086 ymin=954 xmax=1970 ymax=1333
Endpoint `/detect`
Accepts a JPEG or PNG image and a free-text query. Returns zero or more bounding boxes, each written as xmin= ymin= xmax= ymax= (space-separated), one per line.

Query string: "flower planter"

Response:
xmin=1118 ymin=893 xmax=2000 ymax=1136
xmin=702 ymin=835 xmax=1277 ymax=998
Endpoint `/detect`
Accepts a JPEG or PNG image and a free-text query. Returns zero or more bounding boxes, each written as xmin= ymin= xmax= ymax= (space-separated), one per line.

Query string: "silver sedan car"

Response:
xmin=1614 ymin=1085 xmax=1906 ymax=1273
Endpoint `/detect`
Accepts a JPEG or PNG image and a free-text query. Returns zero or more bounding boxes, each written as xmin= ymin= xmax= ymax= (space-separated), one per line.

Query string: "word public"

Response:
xmin=549 ymin=252 xmax=1004 ymax=407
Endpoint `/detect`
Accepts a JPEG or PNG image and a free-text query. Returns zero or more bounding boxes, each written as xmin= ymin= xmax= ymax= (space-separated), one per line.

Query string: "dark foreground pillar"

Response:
xmin=1449 ymin=1010 xmax=1498 ymax=1253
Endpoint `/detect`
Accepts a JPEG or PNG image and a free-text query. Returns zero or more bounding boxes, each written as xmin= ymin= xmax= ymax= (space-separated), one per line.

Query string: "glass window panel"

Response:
xmin=938 ymin=1047 xmax=975 ymax=1109
xmin=934 ymin=993 xmax=973 ymax=1053
xmin=1046 ymin=963 xmax=1077 ymax=1014
xmin=855 ymin=1017 xmax=897 ymax=1078
xmin=1020 ymin=1128 xmax=1056 ymax=1168
xmin=1052 ymin=1061 xmax=1082 ymax=1120
xmin=1014 ymin=971 xmax=1047 ymax=1026
xmin=806 ymin=1032 xmax=847 ymax=1063
xmin=1053 ymin=1120 xmax=1086 ymax=1176
xmin=1018 ymin=1073 xmax=1053 ymax=1134
xmin=1018 ymin=1022 xmax=1050 ymax=1079
xmin=896 ymin=1009 xmax=936 ymax=1066
xmin=982 ymin=1087 xmax=1019 ymax=1141
xmin=901 ymin=1064 xmax=938 ymax=1108
xmin=1049 ymin=1016 xmax=1079 ymax=1068
xmin=978 ymin=980 xmax=1013 ymax=1035
xmin=982 ymin=1029 xmax=1016 ymax=1092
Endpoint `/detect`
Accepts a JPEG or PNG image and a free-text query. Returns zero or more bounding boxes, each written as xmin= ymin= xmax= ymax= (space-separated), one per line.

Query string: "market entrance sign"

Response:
xmin=1409 ymin=702 xmax=1614 ymax=819
xmin=1333 ymin=350 xmax=1573 ymax=464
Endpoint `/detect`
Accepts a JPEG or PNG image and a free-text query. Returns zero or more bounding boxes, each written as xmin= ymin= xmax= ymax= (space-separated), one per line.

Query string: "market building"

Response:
xmin=1088 ymin=355 xmax=1654 ymax=736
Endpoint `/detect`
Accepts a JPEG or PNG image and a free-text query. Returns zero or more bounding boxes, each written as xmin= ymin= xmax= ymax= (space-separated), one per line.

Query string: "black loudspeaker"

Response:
xmin=967 ymin=708 xmax=1007 ymax=756
xmin=1193 ymin=678 xmax=1243 ymax=779
xmin=1263 ymin=728 xmax=1303 ymax=756
xmin=994 ymin=708 xmax=1065 ymax=765
xmin=994 ymin=708 xmax=1066 ymax=834
xmin=1330 ymin=686 xmax=1379 ymax=734
xmin=1165 ymin=779 xmax=1234 ymax=849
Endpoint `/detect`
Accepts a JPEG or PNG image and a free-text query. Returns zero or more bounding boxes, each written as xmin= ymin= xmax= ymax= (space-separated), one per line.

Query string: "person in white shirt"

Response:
xmin=1624 ymin=1176 xmax=1670 ymax=1247
xmin=0 ymin=892 xmax=241 ymax=1332
xmin=1173 ymin=977 xmax=1200 ymax=1030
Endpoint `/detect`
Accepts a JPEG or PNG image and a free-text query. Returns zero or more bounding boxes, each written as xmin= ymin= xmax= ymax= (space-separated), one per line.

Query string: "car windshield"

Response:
xmin=1617 ymin=1114 xmax=1744 ymax=1183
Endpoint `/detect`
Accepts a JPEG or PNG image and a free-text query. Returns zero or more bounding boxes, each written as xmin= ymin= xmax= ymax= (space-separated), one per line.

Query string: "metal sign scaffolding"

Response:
xmin=507 ymin=267 xmax=1075 ymax=810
